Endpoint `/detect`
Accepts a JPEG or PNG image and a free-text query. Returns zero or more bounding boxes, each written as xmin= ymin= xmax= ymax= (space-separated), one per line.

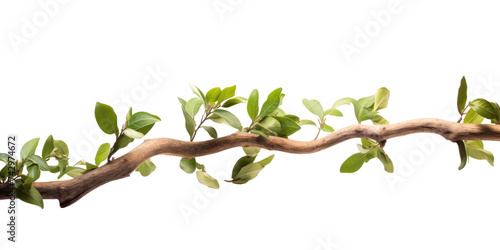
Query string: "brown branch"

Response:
xmin=1 ymin=118 xmax=499 ymax=208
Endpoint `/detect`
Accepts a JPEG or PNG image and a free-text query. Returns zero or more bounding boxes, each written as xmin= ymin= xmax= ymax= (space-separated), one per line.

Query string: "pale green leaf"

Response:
xmin=21 ymin=138 xmax=40 ymax=160
xmin=373 ymin=87 xmax=390 ymax=111
xmin=95 ymin=143 xmax=111 ymax=166
xmin=196 ymin=171 xmax=220 ymax=189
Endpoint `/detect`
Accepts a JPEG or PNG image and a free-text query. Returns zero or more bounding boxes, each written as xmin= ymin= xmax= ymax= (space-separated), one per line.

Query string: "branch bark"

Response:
xmin=1 ymin=118 xmax=499 ymax=208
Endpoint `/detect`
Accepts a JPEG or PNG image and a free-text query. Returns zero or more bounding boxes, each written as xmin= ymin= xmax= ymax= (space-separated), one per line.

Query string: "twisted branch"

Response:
xmin=1 ymin=118 xmax=499 ymax=208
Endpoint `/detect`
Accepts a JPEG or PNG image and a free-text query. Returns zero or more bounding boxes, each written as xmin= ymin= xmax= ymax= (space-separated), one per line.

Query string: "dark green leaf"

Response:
xmin=95 ymin=143 xmax=111 ymax=166
xmin=470 ymin=99 xmax=497 ymax=119
xmin=258 ymin=88 xmax=283 ymax=119
xmin=222 ymin=97 xmax=247 ymax=108
xmin=27 ymin=164 xmax=40 ymax=181
xmin=206 ymin=87 xmax=221 ymax=106
xmin=272 ymin=116 xmax=301 ymax=136
xmin=232 ymin=156 xmax=256 ymax=178
xmin=376 ymin=148 xmax=394 ymax=173
xmin=218 ymin=85 xmax=236 ymax=104
xmin=109 ymin=136 xmax=133 ymax=157
xmin=457 ymin=76 xmax=468 ymax=114
xmin=302 ymin=98 xmax=324 ymax=119
xmin=14 ymin=182 xmax=44 ymax=209
xmin=202 ymin=126 xmax=218 ymax=139
xmin=180 ymin=158 xmax=196 ymax=174
xmin=41 ymin=135 xmax=54 ymax=159
xmin=340 ymin=153 xmax=366 ymax=173
xmin=128 ymin=112 xmax=161 ymax=132
xmin=136 ymin=159 xmax=156 ymax=177
xmin=247 ymin=89 xmax=259 ymax=121
xmin=196 ymin=171 xmax=220 ymax=189
xmin=373 ymin=87 xmax=390 ymax=111
xmin=95 ymin=102 xmax=119 ymax=136
xmin=209 ymin=110 xmax=242 ymax=130
xmin=457 ymin=140 xmax=468 ymax=170
xmin=21 ymin=138 xmax=40 ymax=160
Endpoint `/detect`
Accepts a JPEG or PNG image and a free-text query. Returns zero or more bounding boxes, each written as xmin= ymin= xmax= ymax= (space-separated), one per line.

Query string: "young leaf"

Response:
xmin=258 ymin=88 xmax=283 ymax=119
xmin=14 ymin=183 xmax=44 ymax=209
xmin=185 ymin=98 xmax=204 ymax=117
xmin=243 ymin=147 xmax=260 ymax=157
xmin=26 ymin=155 xmax=49 ymax=172
xmin=95 ymin=102 xmax=119 ymax=136
xmin=126 ymin=107 xmax=133 ymax=124
xmin=190 ymin=83 xmax=207 ymax=106
xmin=222 ymin=97 xmax=247 ymax=108
xmin=272 ymin=116 xmax=301 ymax=136
xmin=128 ymin=112 xmax=161 ymax=132
xmin=376 ymin=148 xmax=394 ymax=173
xmin=53 ymin=140 xmax=69 ymax=158
xmin=324 ymin=108 xmax=343 ymax=117
xmin=257 ymin=154 xmax=274 ymax=167
xmin=218 ymin=85 xmax=236 ymax=104
xmin=469 ymin=99 xmax=497 ymax=119
xmin=232 ymin=156 xmax=257 ymax=178
xmin=196 ymin=171 xmax=220 ymax=189
xmin=302 ymin=98 xmax=324 ymax=119
xmin=321 ymin=124 xmax=334 ymax=133
xmin=27 ymin=164 xmax=41 ymax=181
xmin=370 ymin=115 xmax=390 ymax=125
xmin=231 ymin=163 xmax=264 ymax=184
xmin=21 ymin=138 xmax=40 ymax=160
xmin=206 ymin=87 xmax=222 ymax=107
xmin=57 ymin=167 xmax=85 ymax=179
xmin=298 ymin=119 xmax=317 ymax=126
xmin=41 ymin=135 xmax=54 ymax=159
xmin=180 ymin=158 xmax=196 ymax=174
xmin=457 ymin=76 xmax=468 ymax=114
xmin=136 ymin=159 xmax=157 ymax=177
xmin=340 ymin=153 xmax=366 ymax=173
xmin=95 ymin=143 xmax=111 ymax=166
xmin=491 ymin=102 xmax=500 ymax=124
xmin=373 ymin=87 xmax=390 ymax=111
xmin=209 ymin=110 xmax=242 ymax=130
xmin=179 ymin=98 xmax=196 ymax=139
xmin=466 ymin=140 xmax=494 ymax=166
xmin=123 ymin=128 xmax=145 ymax=139
xmin=249 ymin=129 xmax=269 ymax=138
xmin=202 ymin=126 xmax=218 ymax=139
xmin=247 ymin=89 xmax=259 ymax=121
xmin=457 ymin=140 xmax=468 ymax=170
xmin=283 ymin=114 xmax=300 ymax=123
xmin=463 ymin=108 xmax=484 ymax=124
xmin=358 ymin=95 xmax=375 ymax=109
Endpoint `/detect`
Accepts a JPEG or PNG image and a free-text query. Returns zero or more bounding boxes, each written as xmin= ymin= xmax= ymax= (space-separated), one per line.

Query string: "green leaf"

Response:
xmin=231 ymin=163 xmax=264 ymax=184
xmin=457 ymin=140 xmax=468 ymax=170
xmin=257 ymin=154 xmax=274 ymax=167
xmin=371 ymin=115 xmax=390 ymax=125
xmin=136 ymin=159 xmax=156 ymax=177
xmin=202 ymin=126 xmax=218 ymax=139
xmin=258 ymin=88 xmax=283 ymax=119
xmin=249 ymin=129 xmax=269 ymax=138
xmin=324 ymin=108 xmax=343 ymax=117
xmin=469 ymin=98 xmax=497 ymax=119
xmin=457 ymin=76 xmax=468 ymax=114
xmin=464 ymin=108 xmax=484 ymax=124
xmin=321 ymin=124 xmax=334 ymax=133
xmin=373 ymin=87 xmax=390 ymax=111
xmin=376 ymin=148 xmax=394 ymax=173
xmin=180 ymin=158 xmax=196 ymax=174
xmin=243 ymin=147 xmax=260 ymax=157
xmin=179 ymin=98 xmax=196 ymax=139
xmin=209 ymin=110 xmax=242 ymax=130
xmin=95 ymin=102 xmax=119 ymax=136
xmin=109 ymin=136 xmax=133 ymax=157
xmin=0 ymin=164 xmax=9 ymax=180
xmin=0 ymin=153 xmax=8 ymax=164
xmin=196 ymin=171 xmax=220 ymax=189
xmin=302 ymin=98 xmax=324 ymax=119
xmin=21 ymin=138 xmax=40 ymax=160
xmin=95 ymin=143 xmax=111 ymax=166
xmin=232 ymin=156 xmax=256 ymax=178
xmin=123 ymin=128 xmax=145 ymax=139
xmin=26 ymin=155 xmax=49 ymax=172
xmin=57 ymin=167 xmax=85 ymax=179
xmin=340 ymin=153 xmax=366 ymax=173
xmin=466 ymin=140 xmax=494 ymax=166
xmin=53 ymin=140 xmax=69 ymax=158
xmin=222 ymin=97 xmax=247 ymax=108
xmin=196 ymin=163 xmax=205 ymax=170
xmin=362 ymin=138 xmax=378 ymax=147
xmin=283 ymin=114 xmax=300 ymax=123
xmin=358 ymin=95 xmax=375 ymax=109
xmin=126 ymin=107 xmax=133 ymax=124
xmin=27 ymin=164 xmax=41 ymax=181
xmin=190 ymin=83 xmax=207 ymax=106
xmin=14 ymin=183 xmax=44 ymax=209
xmin=218 ymin=85 xmax=236 ymax=104
xmin=272 ymin=116 xmax=301 ymax=136
xmin=247 ymin=89 xmax=259 ymax=121
xmin=185 ymin=98 xmax=204 ymax=117
xmin=491 ymin=102 xmax=500 ymax=124
xmin=206 ymin=87 xmax=222 ymax=107
xmin=298 ymin=119 xmax=317 ymax=126
xmin=41 ymin=135 xmax=54 ymax=159
xmin=128 ymin=112 xmax=161 ymax=132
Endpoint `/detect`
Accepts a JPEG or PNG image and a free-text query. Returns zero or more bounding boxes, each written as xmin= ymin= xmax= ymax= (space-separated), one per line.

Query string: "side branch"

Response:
xmin=1 ymin=118 xmax=499 ymax=207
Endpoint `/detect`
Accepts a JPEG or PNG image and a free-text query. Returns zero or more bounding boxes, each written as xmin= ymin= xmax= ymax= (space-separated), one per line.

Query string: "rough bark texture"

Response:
xmin=1 ymin=118 xmax=499 ymax=208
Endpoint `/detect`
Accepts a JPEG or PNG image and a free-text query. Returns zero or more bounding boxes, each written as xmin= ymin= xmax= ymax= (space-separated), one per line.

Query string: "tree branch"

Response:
xmin=1 ymin=118 xmax=499 ymax=208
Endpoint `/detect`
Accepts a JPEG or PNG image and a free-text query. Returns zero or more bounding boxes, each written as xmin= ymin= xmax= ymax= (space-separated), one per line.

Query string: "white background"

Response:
xmin=1 ymin=1 xmax=500 ymax=249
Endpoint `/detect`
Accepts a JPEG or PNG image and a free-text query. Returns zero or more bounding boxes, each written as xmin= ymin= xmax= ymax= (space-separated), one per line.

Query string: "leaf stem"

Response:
xmin=314 ymin=118 xmax=326 ymax=140
xmin=457 ymin=102 xmax=471 ymax=123
xmin=191 ymin=105 xmax=213 ymax=141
